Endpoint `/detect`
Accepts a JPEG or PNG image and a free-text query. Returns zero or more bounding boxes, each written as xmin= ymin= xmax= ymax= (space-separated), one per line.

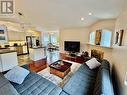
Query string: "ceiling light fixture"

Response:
xmin=88 ymin=12 xmax=92 ymax=16
xmin=81 ymin=17 xmax=85 ymax=21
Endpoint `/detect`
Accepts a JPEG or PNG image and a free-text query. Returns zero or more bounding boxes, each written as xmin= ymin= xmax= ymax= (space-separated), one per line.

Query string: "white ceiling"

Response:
xmin=1 ymin=0 xmax=127 ymax=30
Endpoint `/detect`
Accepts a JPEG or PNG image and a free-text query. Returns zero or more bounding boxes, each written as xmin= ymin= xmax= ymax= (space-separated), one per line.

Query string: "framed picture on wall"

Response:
xmin=115 ymin=30 xmax=124 ymax=46
xmin=0 ymin=25 xmax=8 ymax=44
xmin=95 ymin=30 xmax=102 ymax=45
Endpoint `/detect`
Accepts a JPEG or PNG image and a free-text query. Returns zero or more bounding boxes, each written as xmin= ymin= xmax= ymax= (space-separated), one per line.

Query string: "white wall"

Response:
xmin=59 ymin=27 xmax=90 ymax=53
xmin=112 ymin=4 xmax=127 ymax=95
xmin=90 ymin=19 xmax=116 ymax=32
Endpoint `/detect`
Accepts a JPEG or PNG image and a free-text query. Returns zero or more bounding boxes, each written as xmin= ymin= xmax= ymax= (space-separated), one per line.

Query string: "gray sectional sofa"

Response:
xmin=0 ymin=59 xmax=114 ymax=95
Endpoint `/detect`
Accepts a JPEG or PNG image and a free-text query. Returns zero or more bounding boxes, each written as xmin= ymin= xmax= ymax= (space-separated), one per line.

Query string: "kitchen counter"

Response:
xmin=9 ymin=45 xmax=27 ymax=47
xmin=0 ymin=47 xmax=9 ymax=49
xmin=0 ymin=45 xmax=28 ymax=55
xmin=0 ymin=50 xmax=16 ymax=54
xmin=30 ymin=46 xmax=46 ymax=49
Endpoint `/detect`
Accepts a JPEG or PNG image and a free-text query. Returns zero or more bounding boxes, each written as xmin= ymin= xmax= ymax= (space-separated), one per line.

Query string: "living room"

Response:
xmin=0 ymin=0 xmax=127 ymax=95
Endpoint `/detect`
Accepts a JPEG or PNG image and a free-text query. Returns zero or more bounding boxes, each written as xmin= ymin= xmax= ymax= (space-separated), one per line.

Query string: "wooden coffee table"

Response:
xmin=49 ymin=60 xmax=72 ymax=78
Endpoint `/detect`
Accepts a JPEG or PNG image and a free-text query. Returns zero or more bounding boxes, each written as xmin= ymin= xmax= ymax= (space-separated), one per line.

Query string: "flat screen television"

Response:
xmin=64 ymin=41 xmax=80 ymax=52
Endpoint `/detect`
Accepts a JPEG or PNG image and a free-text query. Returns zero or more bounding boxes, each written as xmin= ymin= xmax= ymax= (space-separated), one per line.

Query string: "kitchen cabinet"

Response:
xmin=9 ymin=46 xmax=28 ymax=55
xmin=8 ymin=31 xmax=25 ymax=41
xmin=9 ymin=47 xmax=16 ymax=50
xmin=9 ymin=46 xmax=23 ymax=55
xmin=16 ymin=46 xmax=23 ymax=55
xmin=23 ymin=46 xmax=27 ymax=54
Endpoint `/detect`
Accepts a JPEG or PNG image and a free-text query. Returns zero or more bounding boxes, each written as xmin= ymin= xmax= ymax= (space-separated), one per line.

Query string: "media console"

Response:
xmin=60 ymin=53 xmax=84 ymax=64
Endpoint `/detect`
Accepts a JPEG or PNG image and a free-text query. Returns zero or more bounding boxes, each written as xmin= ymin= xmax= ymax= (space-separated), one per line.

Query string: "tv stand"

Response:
xmin=65 ymin=52 xmax=78 ymax=58
xmin=69 ymin=53 xmax=76 ymax=57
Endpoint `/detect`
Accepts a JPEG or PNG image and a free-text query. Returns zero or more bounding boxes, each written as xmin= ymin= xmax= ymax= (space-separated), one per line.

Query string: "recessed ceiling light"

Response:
xmin=88 ymin=12 xmax=92 ymax=16
xmin=81 ymin=17 xmax=85 ymax=21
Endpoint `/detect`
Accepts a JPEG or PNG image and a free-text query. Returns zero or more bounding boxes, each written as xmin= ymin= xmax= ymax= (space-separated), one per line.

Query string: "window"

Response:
xmin=89 ymin=29 xmax=112 ymax=47
xmin=51 ymin=34 xmax=57 ymax=44
xmin=43 ymin=32 xmax=59 ymax=46
xmin=43 ymin=33 xmax=50 ymax=46
xmin=89 ymin=32 xmax=95 ymax=45
xmin=101 ymin=30 xmax=111 ymax=47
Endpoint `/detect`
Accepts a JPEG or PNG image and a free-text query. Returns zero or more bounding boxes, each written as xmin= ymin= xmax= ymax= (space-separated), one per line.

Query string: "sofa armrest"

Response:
xmin=0 ymin=73 xmax=19 ymax=95
xmin=93 ymin=60 xmax=114 ymax=95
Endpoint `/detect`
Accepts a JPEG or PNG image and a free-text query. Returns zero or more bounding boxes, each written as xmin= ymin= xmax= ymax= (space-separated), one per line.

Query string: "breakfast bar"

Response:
xmin=29 ymin=47 xmax=47 ymax=72
xmin=29 ymin=47 xmax=46 ymax=61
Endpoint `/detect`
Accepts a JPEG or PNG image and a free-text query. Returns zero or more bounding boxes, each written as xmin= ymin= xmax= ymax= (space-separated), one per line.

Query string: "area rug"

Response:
xmin=37 ymin=60 xmax=81 ymax=87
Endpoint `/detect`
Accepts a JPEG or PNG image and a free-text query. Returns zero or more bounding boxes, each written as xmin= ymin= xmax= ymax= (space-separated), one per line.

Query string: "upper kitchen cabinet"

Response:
xmin=25 ymin=30 xmax=41 ymax=37
xmin=18 ymin=32 xmax=25 ymax=40
xmin=8 ymin=31 xmax=25 ymax=41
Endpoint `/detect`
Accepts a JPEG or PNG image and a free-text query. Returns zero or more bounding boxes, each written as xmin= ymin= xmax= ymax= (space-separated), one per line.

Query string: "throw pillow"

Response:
xmin=86 ymin=58 xmax=101 ymax=69
xmin=4 ymin=66 xmax=30 ymax=84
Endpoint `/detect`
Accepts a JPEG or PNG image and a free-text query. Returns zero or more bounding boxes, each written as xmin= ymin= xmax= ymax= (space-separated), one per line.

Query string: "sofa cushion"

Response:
xmin=11 ymin=72 xmax=62 ymax=95
xmin=86 ymin=58 xmax=101 ymax=69
xmin=0 ymin=73 xmax=19 ymax=95
xmin=63 ymin=64 xmax=98 ymax=95
xmin=4 ymin=66 xmax=30 ymax=84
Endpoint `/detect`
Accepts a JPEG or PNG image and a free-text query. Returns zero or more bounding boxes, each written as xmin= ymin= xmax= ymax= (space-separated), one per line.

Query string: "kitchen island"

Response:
xmin=29 ymin=47 xmax=46 ymax=61
xmin=0 ymin=50 xmax=18 ymax=72
xmin=29 ymin=47 xmax=47 ymax=72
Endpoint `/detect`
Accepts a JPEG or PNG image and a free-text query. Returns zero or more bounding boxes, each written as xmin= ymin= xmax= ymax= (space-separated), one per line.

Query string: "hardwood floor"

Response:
xmin=29 ymin=58 xmax=47 ymax=72
xmin=18 ymin=54 xmax=32 ymax=66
